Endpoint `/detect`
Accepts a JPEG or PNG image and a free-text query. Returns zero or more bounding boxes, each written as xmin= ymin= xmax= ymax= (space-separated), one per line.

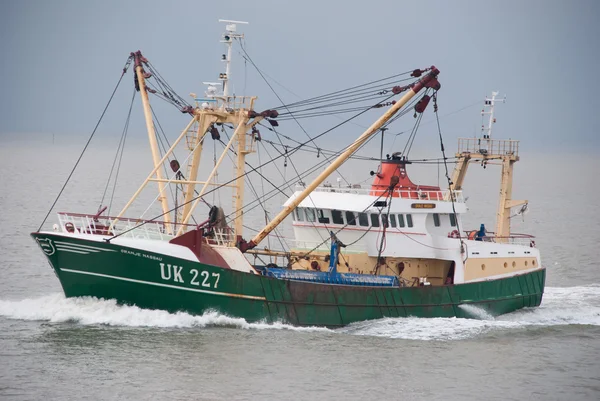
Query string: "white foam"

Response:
xmin=1 ymin=285 xmax=598 ymax=340
xmin=458 ymin=304 xmax=495 ymax=320
xmin=0 ymin=293 xmax=329 ymax=332
xmin=340 ymin=285 xmax=600 ymax=340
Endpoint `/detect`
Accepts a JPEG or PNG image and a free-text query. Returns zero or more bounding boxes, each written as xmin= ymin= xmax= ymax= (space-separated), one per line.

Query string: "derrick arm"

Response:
xmin=241 ymin=67 xmax=441 ymax=252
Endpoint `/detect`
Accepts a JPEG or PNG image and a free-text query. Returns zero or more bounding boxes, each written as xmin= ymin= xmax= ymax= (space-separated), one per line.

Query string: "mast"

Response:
xmin=132 ymin=51 xmax=173 ymax=234
xmin=220 ymin=19 xmax=251 ymax=245
xmin=178 ymin=114 xmax=215 ymax=227
xmin=233 ymin=112 xmax=249 ymax=245
xmin=481 ymin=91 xmax=503 ymax=139
xmin=113 ymin=22 xmax=264 ymax=238
xmin=175 ymin=20 xmax=260 ymax=241
xmin=450 ymin=92 xmax=526 ymax=242
xmin=242 ymin=67 xmax=441 ymax=251
xmin=219 ymin=19 xmax=248 ymax=98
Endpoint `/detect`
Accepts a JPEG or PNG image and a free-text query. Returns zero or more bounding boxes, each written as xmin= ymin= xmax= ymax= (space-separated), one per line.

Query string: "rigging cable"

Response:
xmin=99 ymin=88 xmax=136 ymax=212
xmin=37 ymin=56 xmax=133 ymax=231
xmin=239 ymin=40 xmax=335 ymax=172
xmin=374 ymin=190 xmax=395 ymax=274
xmin=433 ymin=92 xmax=464 ymax=248
xmin=224 ymin=122 xmax=384 ymax=232
xmin=106 ymin=89 xmax=136 ymax=216
xmin=216 ymin=130 xmax=290 ymax=253
xmin=237 ymin=41 xmax=358 ymax=202
xmin=106 ymin=89 xmax=403 ymax=241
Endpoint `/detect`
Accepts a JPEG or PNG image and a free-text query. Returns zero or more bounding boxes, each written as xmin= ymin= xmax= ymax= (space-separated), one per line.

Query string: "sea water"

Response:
xmin=1 ymin=141 xmax=599 ymax=400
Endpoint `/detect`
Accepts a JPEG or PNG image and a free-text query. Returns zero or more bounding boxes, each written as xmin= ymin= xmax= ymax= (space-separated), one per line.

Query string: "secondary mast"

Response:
xmin=450 ymin=91 xmax=527 ymax=242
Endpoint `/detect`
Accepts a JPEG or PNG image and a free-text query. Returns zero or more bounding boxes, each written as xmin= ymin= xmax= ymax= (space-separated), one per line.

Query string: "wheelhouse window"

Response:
xmin=371 ymin=214 xmax=380 ymax=227
xmin=371 ymin=213 xmax=379 ymax=227
xmin=433 ymin=213 xmax=440 ymax=227
xmin=295 ymin=208 xmax=304 ymax=222
xmin=406 ymin=214 xmax=413 ymax=228
xmin=389 ymin=214 xmax=397 ymax=228
xmin=331 ymin=210 xmax=344 ymax=225
xmin=345 ymin=211 xmax=356 ymax=226
xmin=317 ymin=209 xmax=330 ymax=224
xmin=398 ymin=214 xmax=405 ymax=228
xmin=358 ymin=213 xmax=369 ymax=227
xmin=449 ymin=213 xmax=457 ymax=227
xmin=306 ymin=208 xmax=316 ymax=222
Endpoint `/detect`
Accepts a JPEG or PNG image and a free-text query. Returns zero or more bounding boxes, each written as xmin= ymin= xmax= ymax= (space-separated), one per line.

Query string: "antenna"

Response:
xmin=218 ymin=19 xmax=249 ymax=97
xmin=481 ymin=91 xmax=506 ymax=140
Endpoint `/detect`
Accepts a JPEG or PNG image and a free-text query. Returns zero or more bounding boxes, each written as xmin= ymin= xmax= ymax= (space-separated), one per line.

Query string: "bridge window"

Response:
xmin=358 ymin=213 xmax=369 ymax=227
xmin=398 ymin=214 xmax=405 ymax=228
xmin=371 ymin=214 xmax=380 ymax=227
xmin=389 ymin=214 xmax=397 ymax=228
xmin=406 ymin=214 xmax=414 ymax=227
xmin=345 ymin=211 xmax=356 ymax=226
xmin=449 ymin=213 xmax=457 ymax=227
xmin=433 ymin=213 xmax=440 ymax=227
xmin=306 ymin=208 xmax=316 ymax=222
xmin=317 ymin=209 xmax=330 ymax=224
xmin=331 ymin=210 xmax=344 ymax=225
xmin=295 ymin=208 xmax=304 ymax=222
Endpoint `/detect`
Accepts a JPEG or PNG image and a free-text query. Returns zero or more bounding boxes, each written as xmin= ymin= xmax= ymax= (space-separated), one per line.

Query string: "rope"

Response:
xmin=433 ymin=92 xmax=464 ymax=246
xmin=106 ymin=85 xmax=406 ymax=241
xmin=37 ymin=56 xmax=132 ymax=231
xmin=99 ymin=88 xmax=136 ymax=211
xmin=107 ymin=89 xmax=136 ymax=216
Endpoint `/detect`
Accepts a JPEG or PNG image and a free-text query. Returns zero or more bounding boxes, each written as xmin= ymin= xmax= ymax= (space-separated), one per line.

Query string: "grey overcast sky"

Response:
xmin=1 ymin=0 xmax=599 ymax=154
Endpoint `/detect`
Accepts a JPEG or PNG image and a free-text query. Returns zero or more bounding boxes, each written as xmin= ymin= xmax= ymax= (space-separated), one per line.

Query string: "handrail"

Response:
xmin=457 ymin=137 xmax=519 ymax=157
xmin=299 ymin=185 xmax=465 ymax=202
xmin=56 ymin=212 xmax=198 ymax=241
xmin=58 ymin=212 xmax=197 ymax=229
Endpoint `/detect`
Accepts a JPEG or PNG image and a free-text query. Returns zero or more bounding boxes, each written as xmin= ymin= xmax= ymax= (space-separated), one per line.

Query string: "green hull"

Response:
xmin=32 ymin=233 xmax=545 ymax=327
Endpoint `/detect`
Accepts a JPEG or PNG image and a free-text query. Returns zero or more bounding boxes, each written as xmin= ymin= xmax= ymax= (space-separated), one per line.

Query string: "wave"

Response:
xmin=1 ymin=285 xmax=598 ymax=340
xmin=339 ymin=285 xmax=600 ymax=340
xmin=0 ymin=294 xmax=329 ymax=333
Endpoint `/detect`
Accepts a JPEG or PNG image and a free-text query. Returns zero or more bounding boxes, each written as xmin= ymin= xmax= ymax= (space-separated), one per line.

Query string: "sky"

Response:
xmin=1 ymin=0 xmax=599 ymax=155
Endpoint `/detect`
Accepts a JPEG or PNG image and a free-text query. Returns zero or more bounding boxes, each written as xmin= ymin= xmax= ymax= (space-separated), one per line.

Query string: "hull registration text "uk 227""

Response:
xmin=159 ymin=263 xmax=220 ymax=288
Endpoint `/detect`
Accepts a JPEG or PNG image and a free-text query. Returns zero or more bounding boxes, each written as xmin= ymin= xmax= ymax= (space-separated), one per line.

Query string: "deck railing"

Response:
xmin=56 ymin=212 xmax=198 ymax=241
xmin=457 ymin=137 xmax=519 ymax=157
xmin=472 ymin=232 xmax=536 ymax=247
xmin=56 ymin=212 xmax=240 ymax=244
xmin=300 ymin=185 xmax=464 ymax=203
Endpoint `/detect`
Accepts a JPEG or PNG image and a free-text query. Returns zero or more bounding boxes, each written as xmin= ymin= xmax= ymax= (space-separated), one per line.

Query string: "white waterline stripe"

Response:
xmin=57 ymin=249 xmax=90 ymax=255
xmin=56 ymin=245 xmax=100 ymax=253
xmin=59 ymin=268 xmax=267 ymax=301
xmin=55 ymin=241 xmax=117 ymax=252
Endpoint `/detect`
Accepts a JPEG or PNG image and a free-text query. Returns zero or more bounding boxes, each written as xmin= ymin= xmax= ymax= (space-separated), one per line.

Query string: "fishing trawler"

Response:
xmin=32 ymin=21 xmax=544 ymax=327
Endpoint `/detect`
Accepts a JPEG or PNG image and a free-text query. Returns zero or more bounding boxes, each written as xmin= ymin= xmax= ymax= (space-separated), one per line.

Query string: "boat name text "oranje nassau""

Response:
xmin=159 ymin=263 xmax=220 ymax=289
xmin=121 ymin=249 xmax=162 ymax=262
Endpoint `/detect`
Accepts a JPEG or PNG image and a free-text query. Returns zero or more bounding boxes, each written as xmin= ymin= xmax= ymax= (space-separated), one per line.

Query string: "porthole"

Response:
xmin=481 ymin=264 xmax=486 ymax=270
xmin=532 ymin=260 xmax=536 ymax=266
xmin=503 ymin=262 xmax=508 ymax=268
xmin=525 ymin=261 xmax=528 ymax=267
xmin=512 ymin=261 xmax=516 ymax=267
